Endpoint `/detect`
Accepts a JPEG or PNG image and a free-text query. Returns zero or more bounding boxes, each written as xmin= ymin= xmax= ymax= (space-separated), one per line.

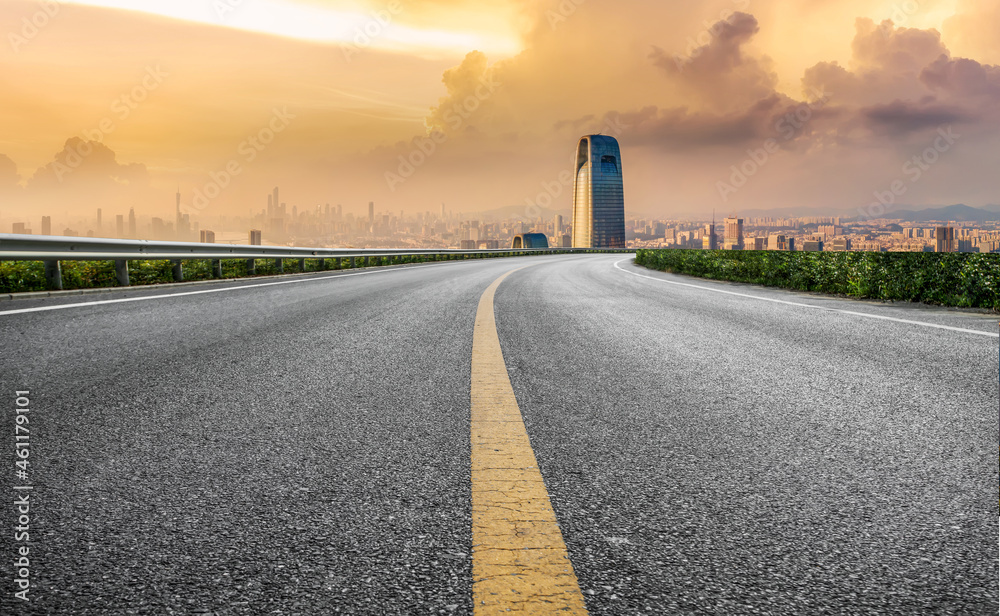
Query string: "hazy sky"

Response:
xmin=1 ymin=0 xmax=998 ymax=222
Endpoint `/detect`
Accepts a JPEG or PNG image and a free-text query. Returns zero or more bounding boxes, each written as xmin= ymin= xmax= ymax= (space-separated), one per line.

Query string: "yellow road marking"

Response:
xmin=471 ymin=268 xmax=589 ymax=615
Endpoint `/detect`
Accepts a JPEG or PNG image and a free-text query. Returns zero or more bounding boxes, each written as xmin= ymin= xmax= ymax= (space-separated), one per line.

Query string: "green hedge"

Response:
xmin=635 ymin=249 xmax=1000 ymax=311
xmin=0 ymin=250 xmax=585 ymax=294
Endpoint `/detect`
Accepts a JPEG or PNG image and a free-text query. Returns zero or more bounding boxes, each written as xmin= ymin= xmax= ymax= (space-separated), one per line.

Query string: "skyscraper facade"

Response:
xmin=935 ymin=226 xmax=955 ymax=253
xmin=702 ymin=215 xmax=718 ymax=250
xmin=571 ymin=135 xmax=626 ymax=248
xmin=724 ymin=216 xmax=744 ymax=250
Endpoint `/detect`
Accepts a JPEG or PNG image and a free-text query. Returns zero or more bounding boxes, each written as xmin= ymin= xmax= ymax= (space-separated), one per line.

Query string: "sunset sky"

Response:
xmin=1 ymin=0 xmax=998 ymax=223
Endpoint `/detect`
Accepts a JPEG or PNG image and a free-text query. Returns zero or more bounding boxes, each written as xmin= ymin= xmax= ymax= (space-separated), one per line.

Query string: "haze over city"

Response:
xmin=1 ymin=0 xmax=999 ymax=229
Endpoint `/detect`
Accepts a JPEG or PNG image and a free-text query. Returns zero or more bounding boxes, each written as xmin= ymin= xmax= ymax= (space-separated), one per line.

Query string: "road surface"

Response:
xmin=1 ymin=254 xmax=996 ymax=614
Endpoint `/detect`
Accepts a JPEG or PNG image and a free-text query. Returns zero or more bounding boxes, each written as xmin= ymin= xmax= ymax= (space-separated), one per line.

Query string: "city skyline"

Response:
xmin=9 ymin=182 xmax=998 ymax=256
xmin=0 ymin=1 xmax=998 ymax=224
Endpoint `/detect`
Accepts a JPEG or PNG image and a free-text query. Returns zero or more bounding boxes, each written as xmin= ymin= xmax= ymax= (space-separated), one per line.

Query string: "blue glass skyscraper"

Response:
xmin=571 ymin=135 xmax=626 ymax=248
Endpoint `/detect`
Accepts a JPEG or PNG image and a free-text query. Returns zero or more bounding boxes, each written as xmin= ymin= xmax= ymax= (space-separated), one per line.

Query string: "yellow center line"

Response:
xmin=471 ymin=267 xmax=589 ymax=615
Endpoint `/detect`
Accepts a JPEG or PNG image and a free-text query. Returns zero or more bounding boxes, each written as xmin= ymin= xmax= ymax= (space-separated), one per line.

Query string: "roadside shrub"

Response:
xmin=635 ymin=249 xmax=1000 ymax=311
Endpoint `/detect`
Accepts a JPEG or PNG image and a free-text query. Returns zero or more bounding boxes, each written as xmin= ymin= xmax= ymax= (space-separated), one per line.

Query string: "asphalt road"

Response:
xmin=1 ymin=254 xmax=996 ymax=615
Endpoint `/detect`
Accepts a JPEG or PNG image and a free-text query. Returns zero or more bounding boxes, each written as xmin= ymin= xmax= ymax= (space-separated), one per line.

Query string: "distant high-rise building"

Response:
xmin=96 ymin=208 xmax=102 ymax=230
xmin=571 ymin=135 xmax=626 ymax=248
xmin=935 ymin=226 xmax=955 ymax=253
xmin=555 ymin=214 xmax=564 ymax=235
xmin=272 ymin=187 xmax=279 ymax=214
xmin=560 ymin=234 xmax=572 ymax=248
xmin=248 ymin=229 xmax=262 ymax=245
xmin=724 ymin=216 xmax=744 ymax=250
xmin=200 ymin=230 xmax=216 ymax=243
xmin=830 ymin=237 xmax=851 ymax=251
xmin=745 ymin=236 xmax=765 ymax=250
xmin=369 ymin=201 xmax=375 ymax=224
xmin=12 ymin=222 xmax=29 ymax=234
xmin=151 ymin=217 xmax=171 ymax=240
xmin=128 ymin=208 xmax=137 ymax=238
xmin=115 ymin=215 xmax=124 ymax=238
xmin=41 ymin=216 xmax=51 ymax=235
xmin=174 ymin=187 xmax=192 ymax=240
xmin=441 ymin=203 xmax=447 ymax=220
xmin=802 ymin=240 xmax=824 ymax=252
xmin=703 ymin=214 xmax=718 ymax=250
xmin=956 ymin=238 xmax=976 ymax=253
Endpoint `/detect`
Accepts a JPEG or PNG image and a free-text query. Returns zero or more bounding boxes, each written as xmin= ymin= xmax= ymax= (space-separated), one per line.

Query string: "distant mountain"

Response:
xmin=714 ymin=206 xmax=853 ymax=218
xmin=882 ymin=204 xmax=1000 ymax=223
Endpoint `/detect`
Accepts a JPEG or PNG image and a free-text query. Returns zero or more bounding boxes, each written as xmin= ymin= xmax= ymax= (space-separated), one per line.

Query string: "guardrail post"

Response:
xmin=212 ymin=259 xmax=222 ymax=278
xmin=318 ymin=258 xmax=326 ymax=271
xmin=246 ymin=259 xmax=256 ymax=275
xmin=298 ymin=258 xmax=306 ymax=272
xmin=349 ymin=257 xmax=356 ymax=268
xmin=276 ymin=258 xmax=284 ymax=274
xmin=172 ymin=260 xmax=183 ymax=282
xmin=114 ymin=260 xmax=130 ymax=286
xmin=44 ymin=260 xmax=62 ymax=290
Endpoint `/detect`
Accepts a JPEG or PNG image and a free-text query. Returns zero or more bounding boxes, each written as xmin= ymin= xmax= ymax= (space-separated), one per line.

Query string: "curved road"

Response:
xmin=1 ymin=254 xmax=996 ymax=614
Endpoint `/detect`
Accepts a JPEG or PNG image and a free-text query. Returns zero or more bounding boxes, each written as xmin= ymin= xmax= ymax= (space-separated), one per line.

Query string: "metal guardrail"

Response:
xmin=0 ymin=233 xmax=634 ymax=291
